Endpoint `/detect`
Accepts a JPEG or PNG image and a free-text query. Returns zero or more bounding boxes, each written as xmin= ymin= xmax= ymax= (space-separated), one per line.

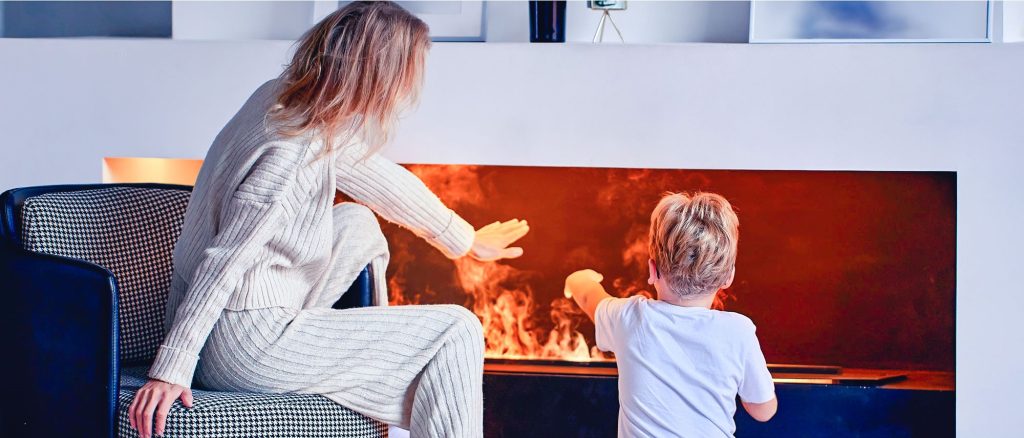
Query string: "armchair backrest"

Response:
xmin=1 ymin=183 xmax=192 ymax=365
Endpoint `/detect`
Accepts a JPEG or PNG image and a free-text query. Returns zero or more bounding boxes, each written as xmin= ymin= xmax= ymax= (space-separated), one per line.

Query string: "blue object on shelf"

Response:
xmin=529 ymin=1 xmax=567 ymax=42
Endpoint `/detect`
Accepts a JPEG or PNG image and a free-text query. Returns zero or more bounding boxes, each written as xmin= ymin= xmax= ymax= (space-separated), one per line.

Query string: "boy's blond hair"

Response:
xmin=649 ymin=192 xmax=739 ymax=298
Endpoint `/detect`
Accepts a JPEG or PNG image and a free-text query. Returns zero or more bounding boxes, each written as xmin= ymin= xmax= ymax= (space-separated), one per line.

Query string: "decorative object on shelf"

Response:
xmin=588 ymin=0 xmax=626 ymax=43
xmin=320 ymin=1 xmax=486 ymax=42
xmin=396 ymin=0 xmax=486 ymax=42
xmin=749 ymin=0 xmax=991 ymax=43
xmin=529 ymin=1 xmax=566 ymax=43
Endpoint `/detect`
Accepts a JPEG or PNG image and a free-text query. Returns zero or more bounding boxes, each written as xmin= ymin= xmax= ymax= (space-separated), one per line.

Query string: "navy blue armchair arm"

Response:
xmin=0 ymin=184 xmax=140 ymax=437
xmin=0 ymin=240 xmax=120 ymax=437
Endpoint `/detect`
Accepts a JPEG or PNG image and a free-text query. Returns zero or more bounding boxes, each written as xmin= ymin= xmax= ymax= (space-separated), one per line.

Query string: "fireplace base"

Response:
xmin=484 ymin=365 xmax=617 ymax=437
xmin=483 ymin=363 xmax=953 ymax=437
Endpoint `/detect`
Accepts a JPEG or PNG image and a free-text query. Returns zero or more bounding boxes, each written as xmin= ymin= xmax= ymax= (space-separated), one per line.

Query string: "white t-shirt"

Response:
xmin=595 ymin=296 xmax=775 ymax=438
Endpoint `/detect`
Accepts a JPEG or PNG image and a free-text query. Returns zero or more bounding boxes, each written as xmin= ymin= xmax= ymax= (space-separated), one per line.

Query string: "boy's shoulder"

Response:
xmin=712 ymin=310 xmax=759 ymax=338
xmin=715 ymin=310 xmax=757 ymax=329
xmin=603 ymin=296 xmax=759 ymax=333
xmin=629 ymin=297 xmax=758 ymax=331
xmin=692 ymin=311 xmax=761 ymax=354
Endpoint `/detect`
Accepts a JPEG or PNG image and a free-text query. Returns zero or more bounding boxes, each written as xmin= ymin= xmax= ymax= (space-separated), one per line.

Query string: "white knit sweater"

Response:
xmin=148 ymin=79 xmax=476 ymax=387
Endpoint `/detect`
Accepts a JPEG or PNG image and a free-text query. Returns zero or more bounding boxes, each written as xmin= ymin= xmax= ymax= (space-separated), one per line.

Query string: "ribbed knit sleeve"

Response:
xmin=334 ymin=144 xmax=475 ymax=259
xmin=148 ymin=143 xmax=301 ymax=387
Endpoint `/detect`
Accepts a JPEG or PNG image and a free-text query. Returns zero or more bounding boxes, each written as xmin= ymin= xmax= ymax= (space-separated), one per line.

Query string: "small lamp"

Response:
xmin=588 ymin=0 xmax=626 ymax=43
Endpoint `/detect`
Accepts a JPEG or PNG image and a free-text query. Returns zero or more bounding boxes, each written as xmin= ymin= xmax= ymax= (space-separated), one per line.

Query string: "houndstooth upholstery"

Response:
xmin=19 ymin=187 xmax=190 ymax=364
xmin=118 ymin=366 xmax=389 ymax=438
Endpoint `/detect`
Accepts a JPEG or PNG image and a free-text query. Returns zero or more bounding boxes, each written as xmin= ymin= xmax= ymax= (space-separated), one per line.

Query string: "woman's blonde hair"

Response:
xmin=271 ymin=1 xmax=430 ymax=160
xmin=649 ymin=192 xmax=739 ymax=298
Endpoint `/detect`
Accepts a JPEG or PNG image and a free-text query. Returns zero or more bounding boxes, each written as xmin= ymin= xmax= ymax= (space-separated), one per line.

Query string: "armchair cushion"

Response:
xmin=19 ymin=186 xmax=190 ymax=364
xmin=117 ymin=366 xmax=388 ymax=437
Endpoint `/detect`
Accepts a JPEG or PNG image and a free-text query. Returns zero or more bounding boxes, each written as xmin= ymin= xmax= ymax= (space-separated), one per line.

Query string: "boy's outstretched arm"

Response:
xmin=564 ymin=269 xmax=613 ymax=321
xmin=741 ymin=397 xmax=778 ymax=422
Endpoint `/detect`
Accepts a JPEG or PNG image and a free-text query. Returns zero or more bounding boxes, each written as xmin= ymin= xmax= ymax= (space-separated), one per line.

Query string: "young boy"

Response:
xmin=565 ymin=192 xmax=777 ymax=437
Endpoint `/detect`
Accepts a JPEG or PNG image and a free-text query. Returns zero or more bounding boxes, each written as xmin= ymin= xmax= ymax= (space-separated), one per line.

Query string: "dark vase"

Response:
xmin=529 ymin=1 xmax=567 ymax=43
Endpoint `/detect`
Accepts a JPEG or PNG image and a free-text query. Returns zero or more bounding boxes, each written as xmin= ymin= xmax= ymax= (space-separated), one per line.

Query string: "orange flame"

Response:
xmin=452 ymin=257 xmax=609 ymax=361
xmin=386 ymin=164 xmax=611 ymax=362
xmin=385 ymin=164 xmax=729 ymax=360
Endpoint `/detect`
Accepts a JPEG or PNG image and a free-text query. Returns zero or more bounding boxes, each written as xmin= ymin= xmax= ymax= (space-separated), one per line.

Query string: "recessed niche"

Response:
xmin=102 ymin=157 xmax=201 ymax=186
xmin=99 ymin=156 xmax=957 ymax=373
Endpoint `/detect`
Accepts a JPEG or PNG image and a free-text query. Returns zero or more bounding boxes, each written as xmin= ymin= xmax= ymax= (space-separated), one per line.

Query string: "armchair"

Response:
xmin=0 ymin=183 xmax=385 ymax=438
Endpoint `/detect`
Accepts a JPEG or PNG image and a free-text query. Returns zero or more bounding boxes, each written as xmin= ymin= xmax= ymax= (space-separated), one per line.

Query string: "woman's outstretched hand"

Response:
xmin=128 ymin=379 xmax=193 ymax=438
xmin=469 ymin=219 xmax=529 ymax=262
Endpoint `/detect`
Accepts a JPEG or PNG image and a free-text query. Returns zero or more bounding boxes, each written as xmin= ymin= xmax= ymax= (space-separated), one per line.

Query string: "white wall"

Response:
xmin=1004 ymin=1 xmax=1024 ymax=42
xmin=1 ymin=39 xmax=1023 ymax=436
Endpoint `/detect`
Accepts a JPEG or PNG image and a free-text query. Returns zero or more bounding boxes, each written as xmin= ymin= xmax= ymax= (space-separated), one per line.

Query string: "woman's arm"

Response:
xmin=334 ymin=143 xmax=526 ymax=259
xmin=131 ymin=143 xmax=301 ymax=438
xmin=148 ymin=199 xmax=288 ymax=383
xmin=149 ymin=143 xmax=300 ymax=386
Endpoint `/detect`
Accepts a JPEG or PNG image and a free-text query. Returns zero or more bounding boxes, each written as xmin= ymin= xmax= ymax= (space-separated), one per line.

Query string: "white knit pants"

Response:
xmin=195 ymin=203 xmax=485 ymax=437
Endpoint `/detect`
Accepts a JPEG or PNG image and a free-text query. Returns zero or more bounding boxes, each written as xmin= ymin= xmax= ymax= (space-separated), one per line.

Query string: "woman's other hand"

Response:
xmin=469 ymin=219 xmax=529 ymax=261
xmin=128 ymin=379 xmax=194 ymax=438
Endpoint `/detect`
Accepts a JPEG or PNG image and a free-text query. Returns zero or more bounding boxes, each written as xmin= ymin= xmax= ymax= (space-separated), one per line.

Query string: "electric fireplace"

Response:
xmin=380 ymin=164 xmax=955 ymax=436
xmin=382 ymin=165 xmax=954 ymax=369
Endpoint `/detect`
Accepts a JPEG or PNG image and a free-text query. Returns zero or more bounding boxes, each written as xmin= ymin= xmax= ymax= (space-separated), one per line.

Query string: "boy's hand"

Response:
xmin=564 ymin=269 xmax=604 ymax=298
xmin=564 ymin=269 xmax=610 ymax=321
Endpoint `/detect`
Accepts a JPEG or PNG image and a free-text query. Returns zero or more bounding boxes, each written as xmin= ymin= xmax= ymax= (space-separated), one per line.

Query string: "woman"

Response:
xmin=127 ymin=3 xmax=527 ymax=437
